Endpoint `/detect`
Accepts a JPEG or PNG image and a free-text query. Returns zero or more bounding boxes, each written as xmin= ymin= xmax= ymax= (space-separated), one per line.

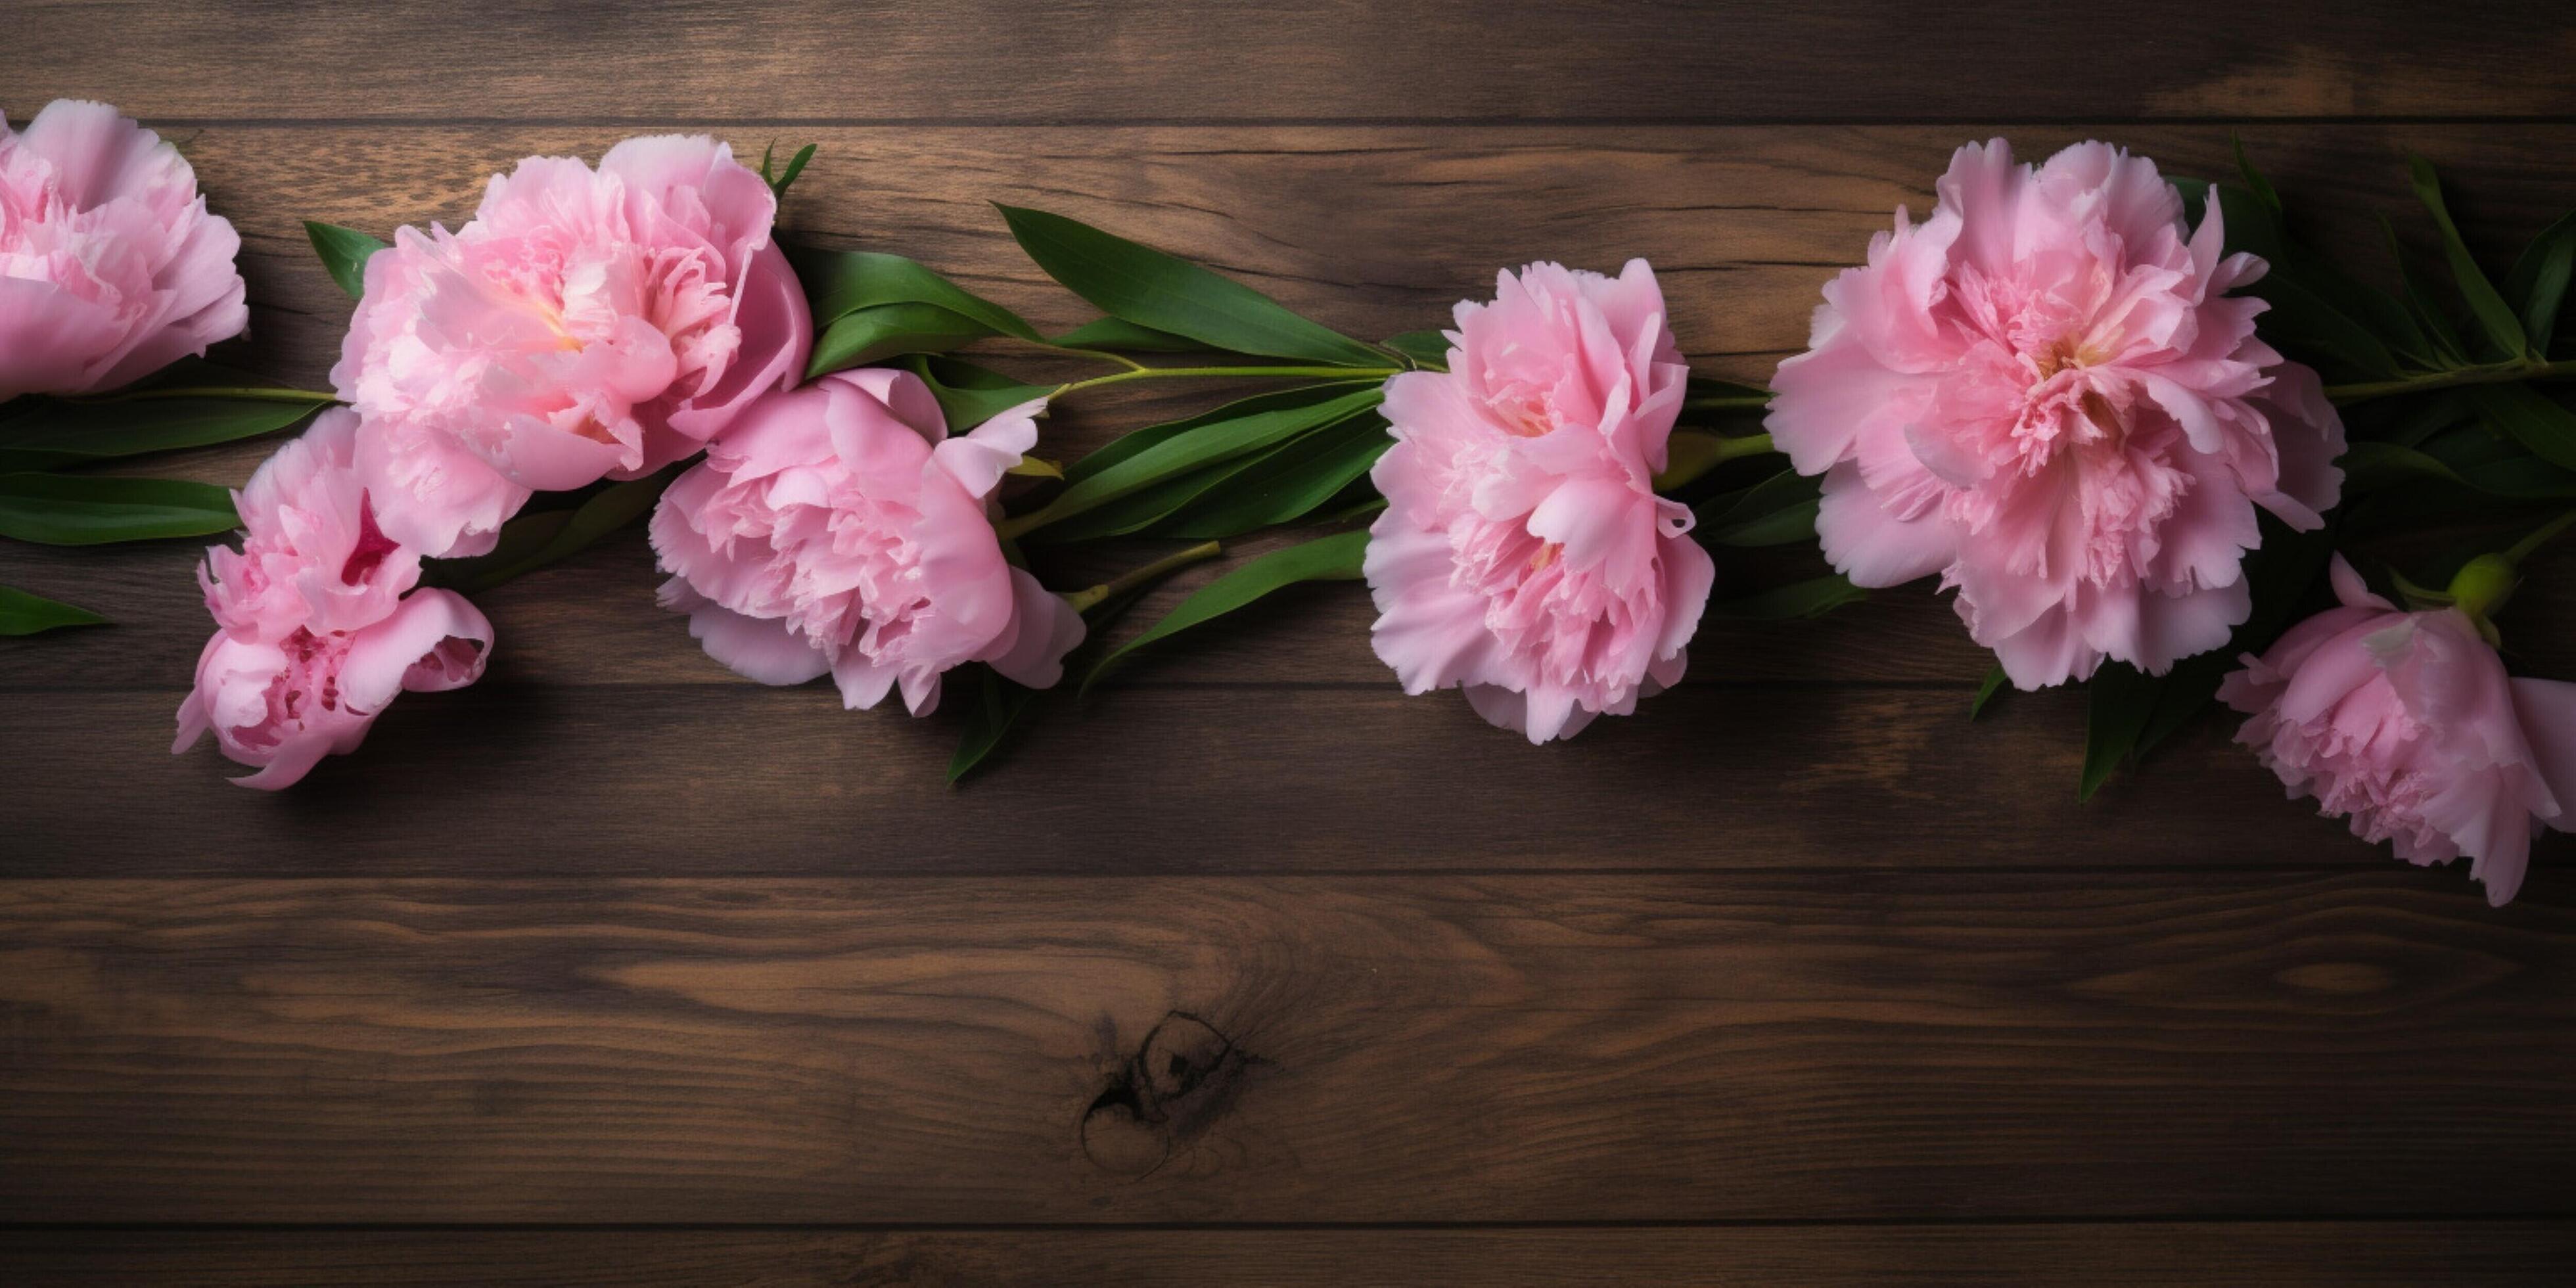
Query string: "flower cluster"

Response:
xmin=23 ymin=105 xmax=2542 ymax=902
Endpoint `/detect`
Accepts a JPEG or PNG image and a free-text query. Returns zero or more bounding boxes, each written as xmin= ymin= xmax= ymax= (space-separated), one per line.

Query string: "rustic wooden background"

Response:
xmin=5 ymin=1 xmax=2575 ymax=1282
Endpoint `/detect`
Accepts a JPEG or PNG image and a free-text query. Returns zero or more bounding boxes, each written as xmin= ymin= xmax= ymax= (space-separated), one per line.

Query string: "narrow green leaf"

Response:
xmin=897 ymin=356 xmax=1054 ymax=432
xmin=2380 ymin=214 xmax=2468 ymax=363
xmin=1701 ymin=497 xmax=1818 ymax=547
xmin=2081 ymin=662 xmax=2160 ymax=802
xmin=1969 ymin=665 xmax=2009 ymax=720
xmin=1692 ymin=467 xmax=1819 ymax=532
xmin=1381 ymin=330 xmax=1452 ymax=367
xmin=1033 ymin=442 xmax=1302 ymax=545
xmin=1082 ymin=530 xmax=1368 ymax=693
xmin=1704 ymin=573 xmax=1864 ymax=620
xmin=2502 ymin=208 xmax=2576 ymax=354
xmin=2231 ymin=137 xmax=2282 ymax=216
xmin=0 ymin=394 xmax=328 ymax=472
xmin=2468 ymin=382 xmax=2576 ymax=472
xmin=1052 ymin=317 xmax=1203 ymax=352
xmin=0 ymin=472 xmax=237 ymax=545
xmin=806 ymin=302 xmax=996 ymax=376
xmin=994 ymin=204 xmax=1387 ymax=367
xmin=948 ymin=664 xmax=1036 ymax=783
xmin=1028 ymin=384 xmax=1384 ymax=532
xmin=0 ymin=584 xmax=109 ymax=635
xmin=1063 ymin=383 xmax=1374 ymax=486
xmin=2408 ymin=156 xmax=2530 ymax=359
xmin=789 ymin=246 xmax=1041 ymax=342
xmin=767 ymin=143 xmax=816 ymax=200
xmin=1162 ymin=414 xmax=1392 ymax=539
xmin=304 ymin=221 xmax=388 ymax=299
xmin=1682 ymin=375 xmax=1775 ymax=409
xmin=423 ymin=464 xmax=681 ymax=593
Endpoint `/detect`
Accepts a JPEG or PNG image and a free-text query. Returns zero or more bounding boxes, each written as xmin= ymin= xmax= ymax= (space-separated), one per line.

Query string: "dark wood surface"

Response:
xmin=4 ymin=3 xmax=2573 ymax=1283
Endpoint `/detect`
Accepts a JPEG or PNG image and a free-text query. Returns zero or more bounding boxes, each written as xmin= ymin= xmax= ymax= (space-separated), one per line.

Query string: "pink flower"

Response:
xmin=649 ymin=369 xmax=1084 ymax=714
xmin=1768 ymin=139 xmax=2345 ymax=690
xmin=2219 ymin=556 xmax=2576 ymax=905
xmin=198 ymin=408 xmax=417 ymax=642
xmin=1366 ymin=260 xmax=1714 ymax=743
xmin=336 ymin=135 xmax=813 ymax=557
xmin=173 ymin=589 xmax=494 ymax=789
xmin=0 ymin=100 xmax=246 ymax=400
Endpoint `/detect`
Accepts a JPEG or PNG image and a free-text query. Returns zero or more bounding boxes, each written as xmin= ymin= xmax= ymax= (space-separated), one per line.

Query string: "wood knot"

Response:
xmin=1079 ymin=1010 xmax=1260 ymax=1176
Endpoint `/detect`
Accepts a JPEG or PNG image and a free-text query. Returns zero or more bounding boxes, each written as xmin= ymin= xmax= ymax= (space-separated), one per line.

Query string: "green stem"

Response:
xmin=1060 ymin=540 xmax=1224 ymax=613
xmin=2504 ymin=508 xmax=2576 ymax=565
xmin=2322 ymin=357 xmax=2576 ymax=405
xmin=1050 ymin=365 xmax=1404 ymax=400
xmin=1682 ymin=392 xmax=1776 ymax=412
xmin=70 ymin=386 xmax=340 ymax=404
xmin=1040 ymin=344 xmax=1149 ymax=373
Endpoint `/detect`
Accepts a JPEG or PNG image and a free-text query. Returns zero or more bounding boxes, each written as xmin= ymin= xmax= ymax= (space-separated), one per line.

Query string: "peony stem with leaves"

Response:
xmin=2322 ymin=356 xmax=2576 ymax=405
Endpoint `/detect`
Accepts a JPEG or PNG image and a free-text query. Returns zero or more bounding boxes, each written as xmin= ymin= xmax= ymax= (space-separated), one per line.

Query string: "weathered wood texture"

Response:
xmin=9 ymin=1 xmax=2573 ymax=122
xmin=3 ymin=875 xmax=2570 ymax=1223
xmin=5 ymin=1223 xmax=2571 ymax=1287
xmin=5 ymin=2 xmax=2573 ymax=1282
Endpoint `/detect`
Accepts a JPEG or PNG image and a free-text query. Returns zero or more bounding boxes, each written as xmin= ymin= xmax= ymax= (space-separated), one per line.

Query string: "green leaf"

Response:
xmin=422 ymin=463 xmax=681 ymax=593
xmin=764 ymin=143 xmax=817 ymax=200
xmin=1381 ymin=330 xmax=1452 ymax=367
xmin=1161 ymin=413 xmax=1392 ymax=539
xmin=0 ymin=472 xmax=237 ymax=545
xmin=2081 ymin=662 xmax=2160 ymax=802
xmin=807 ymin=302 xmax=998 ymax=376
xmin=1063 ymin=383 xmax=1373 ymax=486
xmin=2257 ymin=272 xmax=2399 ymax=379
xmin=1034 ymin=442 xmax=1302 ymax=544
xmin=2408 ymin=156 xmax=2530 ymax=359
xmin=1969 ymin=664 xmax=2009 ymax=720
xmin=994 ymin=204 xmax=1387 ymax=367
xmin=2232 ymin=137 xmax=2283 ymax=217
xmin=1052 ymin=317 xmax=1204 ymax=352
xmin=304 ymin=221 xmax=387 ymax=299
xmin=0 ymin=394 xmax=329 ymax=472
xmin=1653 ymin=430 xmax=1739 ymax=492
xmin=2467 ymin=382 xmax=2576 ymax=472
xmin=898 ymin=356 xmax=1054 ymax=432
xmin=2503 ymin=208 xmax=2576 ymax=355
xmin=1704 ymin=573 xmax=1865 ymax=620
xmin=790 ymin=246 xmax=1042 ymax=342
xmin=0 ymin=584 xmax=108 ymax=635
xmin=1025 ymin=384 xmax=1384 ymax=534
xmin=2380 ymin=215 xmax=2468 ymax=363
xmin=948 ymin=664 xmax=1036 ymax=783
xmin=1082 ymin=530 xmax=1368 ymax=693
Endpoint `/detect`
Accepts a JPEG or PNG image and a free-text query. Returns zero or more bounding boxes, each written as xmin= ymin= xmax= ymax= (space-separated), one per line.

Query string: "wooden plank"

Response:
xmin=5 ymin=1 xmax=2571 ymax=123
xmin=0 ymin=874 xmax=2568 ymax=1223
xmin=4 ymin=1222 xmax=2570 ymax=1286
xmin=8 ymin=681 xmax=2501 ymax=876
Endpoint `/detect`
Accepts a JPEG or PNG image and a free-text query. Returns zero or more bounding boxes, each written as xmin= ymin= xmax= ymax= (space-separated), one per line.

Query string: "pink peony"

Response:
xmin=198 ymin=408 xmax=418 ymax=642
xmin=0 ymin=100 xmax=247 ymax=400
xmin=2219 ymin=556 xmax=2576 ymax=905
xmin=336 ymin=135 xmax=813 ymax=557
xmin=173 ymin=589 xmax=494 ymax=789
xmin=1366 ymin=260 xmax=1714 ymax=743
xmin=649 ymin=368 xmax=1084 ymax=714
xmin=1768 ymin=139 xmax=2345 ymax=690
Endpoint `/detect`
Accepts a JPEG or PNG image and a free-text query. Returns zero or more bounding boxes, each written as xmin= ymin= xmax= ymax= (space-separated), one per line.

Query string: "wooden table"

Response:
xmin=5 ymin=3 xmax=2573 ymax=1282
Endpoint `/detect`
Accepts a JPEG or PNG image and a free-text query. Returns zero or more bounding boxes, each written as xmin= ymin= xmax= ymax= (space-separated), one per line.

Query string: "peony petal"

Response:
xmin=689 ymin=603 xmax=829 ymax=686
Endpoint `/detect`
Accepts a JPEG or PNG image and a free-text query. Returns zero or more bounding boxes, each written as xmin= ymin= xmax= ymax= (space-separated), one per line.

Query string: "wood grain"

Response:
xmin=8 ymin=1 xmax=2573 ymax=124
xmin=6 ymin=1223 xmax=2571 ymax=1287
xmin=2 ymin=874 xmax=2568 ymax=1223
xmin=26 ymin=679 xmax=2545 ymax=877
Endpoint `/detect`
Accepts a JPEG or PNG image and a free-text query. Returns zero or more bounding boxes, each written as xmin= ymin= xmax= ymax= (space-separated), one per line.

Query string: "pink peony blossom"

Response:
xmin=0 ymin=100 xmax=247 ymax=400
xmin=198 ymin=408 xmax=418 ymax=643
xmin=649 ymin=368 xmax=1084 ymax=714
xmin=2219 ymin=556 xmax=2576 ymax=905
xmin=1768 ymin=139 xmax=2345 ymax=690
xmin=173 ymin=589 xmax=494 ymax=789
xmin=1366 ymin=260 xmax=1714 ymax=743
xmin=336 ymin=135 xmax=813 ymax=557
